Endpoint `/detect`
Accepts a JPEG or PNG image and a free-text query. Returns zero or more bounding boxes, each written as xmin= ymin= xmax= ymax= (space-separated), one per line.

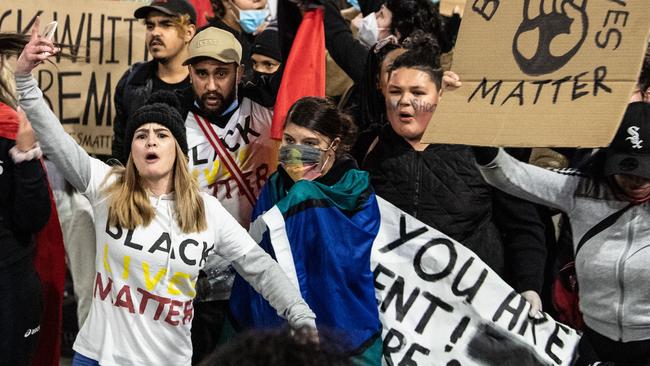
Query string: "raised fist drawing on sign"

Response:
xmin=512 ymin=0 xmax=588 ymax=76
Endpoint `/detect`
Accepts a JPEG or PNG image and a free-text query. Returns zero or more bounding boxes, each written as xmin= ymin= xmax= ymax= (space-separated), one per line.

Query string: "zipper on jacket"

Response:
xmin=616 ymin=208 xmax=635 ymax=341
xmin=413 ymin=152 xmax=421 ymax=218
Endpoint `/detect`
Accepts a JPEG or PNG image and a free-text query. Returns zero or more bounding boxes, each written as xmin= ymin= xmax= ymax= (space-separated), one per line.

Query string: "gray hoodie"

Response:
xmin=478 ymin=148 xmax=650 ymax=343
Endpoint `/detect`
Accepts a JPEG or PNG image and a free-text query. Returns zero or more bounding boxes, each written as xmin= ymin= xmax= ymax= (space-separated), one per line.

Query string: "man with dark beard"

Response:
xmin=181 ymin=27 xmax=279 ymax=363
xmin=111 ymin=0 xmax=197 ymax=163
xmin=184 ymin=26 xmax=277 ymax=227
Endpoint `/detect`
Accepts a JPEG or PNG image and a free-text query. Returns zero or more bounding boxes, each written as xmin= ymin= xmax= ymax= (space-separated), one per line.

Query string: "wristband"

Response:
xmin=9 ymin=143 xmax=43 ymax=164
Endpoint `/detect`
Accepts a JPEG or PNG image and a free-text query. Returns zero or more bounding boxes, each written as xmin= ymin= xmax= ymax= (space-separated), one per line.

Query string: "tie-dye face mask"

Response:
xmin=278 ymin=143 xmax=332 ymax=181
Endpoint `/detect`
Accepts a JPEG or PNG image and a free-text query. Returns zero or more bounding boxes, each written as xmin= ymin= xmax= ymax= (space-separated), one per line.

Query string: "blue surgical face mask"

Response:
xmin=347 ymin=0 xmax=360 ymax=10
xmin=234 ymin=4 xmax=270 ymax=34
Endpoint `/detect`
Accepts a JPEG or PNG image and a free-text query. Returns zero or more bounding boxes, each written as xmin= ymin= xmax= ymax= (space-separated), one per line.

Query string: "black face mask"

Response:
xmin=252 ymin=71 xmax=274 ymax=88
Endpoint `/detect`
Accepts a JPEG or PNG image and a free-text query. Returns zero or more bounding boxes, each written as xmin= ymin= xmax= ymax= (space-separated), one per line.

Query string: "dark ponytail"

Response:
xmin=285 ymin=97 xmax=358 ymax=156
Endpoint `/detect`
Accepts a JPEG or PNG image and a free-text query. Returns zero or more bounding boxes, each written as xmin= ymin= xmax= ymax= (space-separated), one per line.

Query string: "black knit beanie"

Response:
xmin=123 ymin=91 xmax=188 ymax=162
xmin=251 ymin=28 xmax=281 ymax=62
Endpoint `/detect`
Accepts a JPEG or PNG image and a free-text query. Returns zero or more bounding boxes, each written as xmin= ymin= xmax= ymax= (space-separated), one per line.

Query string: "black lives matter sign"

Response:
xmin=0 ymin=0 xmax=147 ymax=155
xmin=423 ymin=0 xmax=650 ymax=148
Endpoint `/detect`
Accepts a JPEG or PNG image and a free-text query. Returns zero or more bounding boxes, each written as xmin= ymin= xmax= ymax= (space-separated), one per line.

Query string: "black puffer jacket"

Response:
xmin=111 ymin=61 xmax=155 ymax=163
xmin=363 ymin=126 xmax=546 ymax=293
xmin=0 ymin=137 xmax=51 ymax=269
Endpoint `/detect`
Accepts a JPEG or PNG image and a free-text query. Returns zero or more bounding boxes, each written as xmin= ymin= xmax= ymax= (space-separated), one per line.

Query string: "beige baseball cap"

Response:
xmin=183 ymin=27 xmax=242 ymax=66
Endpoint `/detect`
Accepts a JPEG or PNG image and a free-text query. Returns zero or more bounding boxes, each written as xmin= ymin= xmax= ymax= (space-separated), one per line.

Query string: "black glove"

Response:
xmin=467 ymin=322 xmax=551 ymax=366
xmin=471 ymin=146 xmax=499 ymax=165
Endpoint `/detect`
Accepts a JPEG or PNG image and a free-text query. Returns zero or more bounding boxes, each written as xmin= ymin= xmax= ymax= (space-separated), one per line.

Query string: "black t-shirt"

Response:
xmin=152 ymin=74 xmax=190 ymax=93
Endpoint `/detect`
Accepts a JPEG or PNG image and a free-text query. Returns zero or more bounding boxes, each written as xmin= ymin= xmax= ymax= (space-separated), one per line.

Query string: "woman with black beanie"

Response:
xmin=15 ymin=20 xmax=316 ymax=366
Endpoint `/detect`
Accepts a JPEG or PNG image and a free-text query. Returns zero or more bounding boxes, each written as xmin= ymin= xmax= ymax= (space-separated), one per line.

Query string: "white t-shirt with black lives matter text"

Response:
xmin=72 ymin=159 xmax=256 ymax=366
xmin=185 ymin=98 xmax=278 ymax=228
xmin=185 ymin=98 xmax=277 ymax=301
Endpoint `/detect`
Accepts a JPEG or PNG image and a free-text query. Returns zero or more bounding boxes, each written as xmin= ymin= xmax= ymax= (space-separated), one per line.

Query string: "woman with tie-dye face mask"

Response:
xmin=277 ymin=97 xmax=358 ymax=182
xmin=231 ymin=97 xmax=384 ymax=365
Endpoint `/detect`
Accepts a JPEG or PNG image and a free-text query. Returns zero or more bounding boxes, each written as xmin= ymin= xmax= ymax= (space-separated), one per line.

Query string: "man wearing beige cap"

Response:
xmin=182 ymin=26 xmax=278 ymax=363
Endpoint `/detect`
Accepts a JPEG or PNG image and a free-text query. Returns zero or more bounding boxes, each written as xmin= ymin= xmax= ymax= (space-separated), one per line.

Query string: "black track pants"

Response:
xmin=0 ymin=258 xmax=43 ymax=366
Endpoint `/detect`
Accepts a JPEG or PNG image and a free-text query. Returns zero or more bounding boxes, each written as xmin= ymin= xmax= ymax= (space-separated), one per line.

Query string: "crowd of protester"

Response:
xmin=1 ymin=0 xmax=649 ymax=365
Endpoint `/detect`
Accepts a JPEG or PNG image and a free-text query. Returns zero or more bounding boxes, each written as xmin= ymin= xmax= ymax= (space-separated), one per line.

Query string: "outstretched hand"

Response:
xmin=15 ymin=17 xmax=59 ymax=76
xmin=293 ymin=325 xmax=320 ymax=346
xmin=467 ymin=322 xmax=551 ymax=366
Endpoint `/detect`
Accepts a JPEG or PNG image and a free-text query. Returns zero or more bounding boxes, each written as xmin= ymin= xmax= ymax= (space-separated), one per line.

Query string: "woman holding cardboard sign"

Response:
xmin=14 ymin=18 xmax=316 ymax=366
xmin=363 ymin=33 xmax=548 ymax=318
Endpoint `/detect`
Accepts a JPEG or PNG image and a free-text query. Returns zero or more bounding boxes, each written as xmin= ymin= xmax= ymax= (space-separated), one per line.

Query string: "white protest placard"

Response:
xmin=372 ymin=197 xmax=580 ymax=366
xmin=1 ymin=0 xmax=147 ymax=155
xmin=423 ymin=1 xmax=650 ymax=147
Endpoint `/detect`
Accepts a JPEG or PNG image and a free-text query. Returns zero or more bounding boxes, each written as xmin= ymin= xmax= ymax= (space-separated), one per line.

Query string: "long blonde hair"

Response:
xmin=102 ymin=142 xmax=207 ymax=233
xmin=0 ymin=55 xmax=17 ymax=108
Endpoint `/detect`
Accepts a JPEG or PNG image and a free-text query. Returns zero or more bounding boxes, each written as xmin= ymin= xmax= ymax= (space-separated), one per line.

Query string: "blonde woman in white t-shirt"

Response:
xmin=14 ymin=19 xmax=315 ymax=366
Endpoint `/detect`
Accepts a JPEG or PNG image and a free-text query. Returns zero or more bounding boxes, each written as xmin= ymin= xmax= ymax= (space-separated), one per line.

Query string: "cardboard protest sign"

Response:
xmin=1 ymin=0 xmax=147 ymax=155
xmin=373 ymin=197 xmax=580 ymax=366
xmin=440 ymin=0 xmax=466 ymax=18
xmin=423 ymin=1 xmax=650 ymax=147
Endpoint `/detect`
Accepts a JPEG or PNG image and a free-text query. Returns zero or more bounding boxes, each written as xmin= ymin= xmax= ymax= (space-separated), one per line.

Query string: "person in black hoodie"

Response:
xmin=112 ymin=0 xmax=197 ymax=163
xmin=363 ymin=34 xmax=548 ymax=315
xmin=0 ymin=38 xmax=51 ymax=365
